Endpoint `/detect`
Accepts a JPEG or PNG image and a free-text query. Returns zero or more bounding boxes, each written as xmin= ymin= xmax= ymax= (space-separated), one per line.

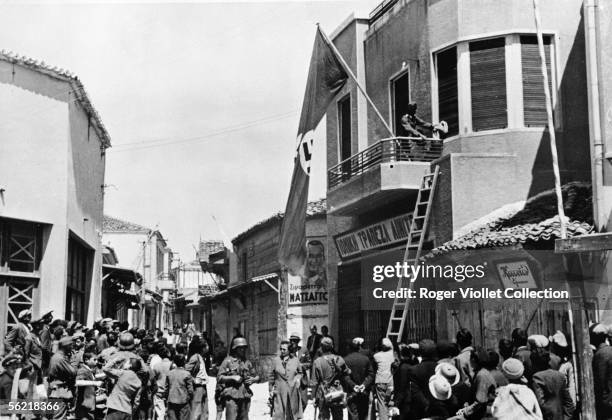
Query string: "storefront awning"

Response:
xmin=102 ymin=264 xmax=143 ymax=287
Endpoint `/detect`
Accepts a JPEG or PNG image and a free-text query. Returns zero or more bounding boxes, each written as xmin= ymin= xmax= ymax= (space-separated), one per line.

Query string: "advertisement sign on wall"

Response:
xmin=288 ymin=239 xmax=328 ymax=306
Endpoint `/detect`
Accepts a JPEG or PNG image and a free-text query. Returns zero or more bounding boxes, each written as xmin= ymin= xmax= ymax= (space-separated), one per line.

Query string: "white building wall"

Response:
xmin=0 ymin=61 xmax=106 ymax=324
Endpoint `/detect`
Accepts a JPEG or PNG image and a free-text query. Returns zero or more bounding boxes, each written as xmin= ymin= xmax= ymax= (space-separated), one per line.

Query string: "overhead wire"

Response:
xmin=108 ymin=109 xmax=299 ymax=153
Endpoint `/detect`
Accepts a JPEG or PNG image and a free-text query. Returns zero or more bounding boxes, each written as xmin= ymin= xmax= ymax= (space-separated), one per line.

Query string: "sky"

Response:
xmin=0 ymin=0 xmax=379 ymax=262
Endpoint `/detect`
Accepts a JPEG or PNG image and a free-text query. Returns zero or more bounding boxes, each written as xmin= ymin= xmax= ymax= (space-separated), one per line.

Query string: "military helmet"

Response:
xmin=118 ymin=332 xmax=135 ymax=350
xmin=231 ymin=337 xmax=248 ymax=350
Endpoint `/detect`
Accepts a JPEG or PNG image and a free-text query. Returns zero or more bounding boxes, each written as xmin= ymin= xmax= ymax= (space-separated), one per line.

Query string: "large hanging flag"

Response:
xmin=278 ymin=26 xmax=348 ymax=274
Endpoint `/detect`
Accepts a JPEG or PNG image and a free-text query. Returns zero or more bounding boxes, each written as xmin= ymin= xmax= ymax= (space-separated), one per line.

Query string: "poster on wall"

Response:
xmin=288 ymin=239 xmax=328 ymax=306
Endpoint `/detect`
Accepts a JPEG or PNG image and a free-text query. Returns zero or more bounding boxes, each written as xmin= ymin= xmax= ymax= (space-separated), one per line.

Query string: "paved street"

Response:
xmin=206 ymin=377 xmax=319 ymax=420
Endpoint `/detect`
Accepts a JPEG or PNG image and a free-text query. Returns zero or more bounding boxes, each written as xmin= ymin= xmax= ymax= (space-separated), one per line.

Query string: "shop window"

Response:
xmin=521 ymin=35 xmax=554 ymax=127
xmin=0 ymin=218 xmax=43 ymax=273
xmin=470 ymin=38 xmax=507 ymax=131
xmin=436 ymin=47 xmax=459 ymax=136
xmin=66 ymin=235 xmax=93 ymax=323
xmin=391 ymin=70 xmax=410 ymax=136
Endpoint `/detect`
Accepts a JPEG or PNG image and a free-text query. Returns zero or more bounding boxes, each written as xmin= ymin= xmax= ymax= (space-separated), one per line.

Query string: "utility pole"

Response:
xmin=554 ymin=2 xmax=612 ymax=418
xmin=140 ymin=240 xmax=147 ymax=329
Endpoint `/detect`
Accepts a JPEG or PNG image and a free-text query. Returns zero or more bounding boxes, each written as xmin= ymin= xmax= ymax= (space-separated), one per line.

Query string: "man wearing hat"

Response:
xmin=373 ymin=337 xmax=396 ymax=420
xmin=96 ymin=318 xmax=113 ymax=352
xmin=512 ymin=328 xmax=533 ymax=385
xmin=491 ymin=358 xmax=542 ymax=419
xmin=25 ymin=316 xmax=46 ymax=397
xmin=37 ymin=310 xmax=54 ymax=372
xmin=4 ymin=308 xmax=33 ymax=354
xmin=217 ymin=337 xmax=259 ymax=420
xmin=288 ymin=333 xmax=310 ymax=408
xmin=0 ymin=354 xmax=31 ymax=400
xmin=404 ymin=339 xmax=439 ymax=419
xmin=307 ymin=325 xmax=322 ymax=362
xmin=311 ymin=336 xmax=350 ymax=420
xmin=344 ymin=337 xmax=374 ymax=420
xmin=48 ymin=336 xmax=78 ymax=419
xmin=550 ymin=331 xmax=576 ymax=406
xmin=591 ymin=323 xmax=612 ymax=419
xmin=529 ymin=334 xmax=561 ymax=370
xmin=103 ymin=332 xmax=148 ymax=375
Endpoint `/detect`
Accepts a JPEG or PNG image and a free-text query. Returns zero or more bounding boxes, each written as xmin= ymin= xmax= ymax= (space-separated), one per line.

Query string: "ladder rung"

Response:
xmin=390 ymin=317 xmax=404 ymax=321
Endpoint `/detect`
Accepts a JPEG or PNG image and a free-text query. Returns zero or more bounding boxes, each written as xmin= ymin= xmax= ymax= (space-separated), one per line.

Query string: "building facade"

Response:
xmin=0 ymin=52 xmax=110 ymax=350
xmin=324 ymin=0 xmax=591 ymax=351
xmin=173 ymin=259 xmax=221 ymax=331
xmin=102 ymin=216 xmax=174 ymax=330
xmin=200 ymin=199 xmax=327 ymax=375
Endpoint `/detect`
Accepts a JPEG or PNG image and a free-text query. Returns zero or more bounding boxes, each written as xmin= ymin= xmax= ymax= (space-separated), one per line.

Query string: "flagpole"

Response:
xmin=317 ymin=24 xmax=396 ymax=138
xmin=532 ymin=0 xmax=566 ymax=239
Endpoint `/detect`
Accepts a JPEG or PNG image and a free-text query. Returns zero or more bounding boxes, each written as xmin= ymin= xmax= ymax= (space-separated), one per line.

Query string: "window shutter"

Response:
xmin=521 ymin=36 xmax=553 ymax=127
xmin=470 ymin=38 xmax=507 ymax=131
xmin=437 ymin=47 xmax=459 ymax=136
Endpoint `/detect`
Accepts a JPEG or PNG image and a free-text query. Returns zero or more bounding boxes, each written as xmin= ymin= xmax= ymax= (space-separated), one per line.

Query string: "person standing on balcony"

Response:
xmin=399 ymin=102 xmax=436 ymax=161
xmin=400 ymin=102 xmax=433 ymax=140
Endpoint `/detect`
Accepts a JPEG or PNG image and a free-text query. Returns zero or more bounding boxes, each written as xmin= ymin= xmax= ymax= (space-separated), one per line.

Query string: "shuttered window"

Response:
xmin=521 ymin=35 xmax=553 ymax=127
xmin=470 ymin=38 xmax=507 ymax=131
xmin=436 ymin=47 xmax=459 ymax=136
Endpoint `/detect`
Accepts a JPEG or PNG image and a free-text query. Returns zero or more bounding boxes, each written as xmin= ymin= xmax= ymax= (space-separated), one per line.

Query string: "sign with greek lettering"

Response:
xmin=334 ymin=213 xmax=413 ymax=259
xmin=496 ymin=261 xmax=537 ymax=289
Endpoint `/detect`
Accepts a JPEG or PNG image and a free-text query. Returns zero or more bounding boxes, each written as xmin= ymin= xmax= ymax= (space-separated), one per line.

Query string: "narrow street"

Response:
xmin=205 ymin=378 xmax=318 ymax=420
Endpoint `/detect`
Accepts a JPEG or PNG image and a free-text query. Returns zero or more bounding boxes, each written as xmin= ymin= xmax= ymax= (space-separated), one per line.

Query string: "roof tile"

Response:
xmin=425 ymin=182 xmax=594 ymax=258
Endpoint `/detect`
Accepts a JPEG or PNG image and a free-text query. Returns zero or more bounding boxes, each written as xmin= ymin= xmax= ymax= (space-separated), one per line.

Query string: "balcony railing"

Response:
xmin=328 ymin=137 xmax=443 ymax=189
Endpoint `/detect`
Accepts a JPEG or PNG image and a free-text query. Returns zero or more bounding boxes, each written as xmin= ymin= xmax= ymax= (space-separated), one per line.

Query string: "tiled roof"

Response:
xmin=103 ymin=215 xmax=151 ymax=233
xmin=232 ymin=198 xmax=327 ymax=244
xmin=0 ymin=50 xmax=111 ymax=148
xmin=425 ymin=182 xmax=594 ymax=258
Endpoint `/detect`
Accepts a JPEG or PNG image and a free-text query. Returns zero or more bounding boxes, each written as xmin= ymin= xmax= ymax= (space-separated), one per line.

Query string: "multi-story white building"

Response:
xmin=0 ymin=51 xmax=110 ymax=348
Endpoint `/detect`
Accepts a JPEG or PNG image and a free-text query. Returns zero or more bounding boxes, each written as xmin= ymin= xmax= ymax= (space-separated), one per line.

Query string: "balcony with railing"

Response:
xmin=327 ymin=137 xmax=443 ymax=215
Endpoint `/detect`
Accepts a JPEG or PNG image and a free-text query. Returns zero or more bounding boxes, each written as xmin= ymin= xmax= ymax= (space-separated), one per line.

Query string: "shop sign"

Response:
xmin=334 ymin=213 xmax=413 ymax=259
xmin=496 ymin=260 xmax=537 ymax=289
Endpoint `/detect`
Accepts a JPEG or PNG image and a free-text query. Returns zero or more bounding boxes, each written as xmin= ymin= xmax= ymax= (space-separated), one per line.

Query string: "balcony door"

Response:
xmin=391 ymin=70 xmax=410 ymax=136
xmin=338 ymin=95 xmax=352 ymax=179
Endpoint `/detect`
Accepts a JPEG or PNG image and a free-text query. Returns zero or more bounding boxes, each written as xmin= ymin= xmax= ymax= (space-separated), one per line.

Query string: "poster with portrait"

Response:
xmin=287 ymin=239 xmax=328 ymax=306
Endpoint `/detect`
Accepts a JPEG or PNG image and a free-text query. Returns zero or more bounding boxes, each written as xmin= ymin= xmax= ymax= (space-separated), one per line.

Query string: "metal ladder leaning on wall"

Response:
xmin=386 ymin=165 xmax=440 ymax=341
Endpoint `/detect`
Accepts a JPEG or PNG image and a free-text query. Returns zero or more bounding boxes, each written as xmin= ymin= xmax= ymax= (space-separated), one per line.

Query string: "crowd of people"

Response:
xmin=268 ymin=325 xmax=587 ymax=420
xmin=4 ymin=308 xmax=612 ymax=420
xmin=0 ymin=309 xmax=259 ymax=420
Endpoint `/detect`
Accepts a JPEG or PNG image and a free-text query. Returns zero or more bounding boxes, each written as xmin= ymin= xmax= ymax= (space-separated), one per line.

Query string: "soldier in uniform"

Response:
xmin=104 ymin=332 xmax=151 ymax=420
xmin=48 ymin=336 xmax=77 ymax=419
xmin=217 ymin=337 xmax=259 ymax=420
xmin=311 ymin=337 xmax=351 ymax=420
